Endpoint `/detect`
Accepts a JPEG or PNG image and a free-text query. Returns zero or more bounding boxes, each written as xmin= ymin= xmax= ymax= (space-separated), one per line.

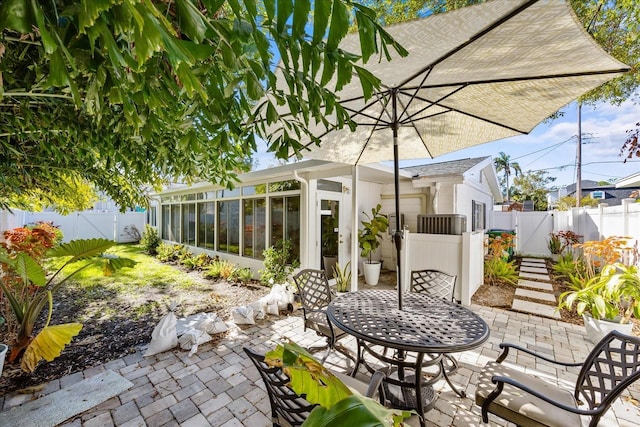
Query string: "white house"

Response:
xmin=152 ymin=156 xmax=502 ymax=305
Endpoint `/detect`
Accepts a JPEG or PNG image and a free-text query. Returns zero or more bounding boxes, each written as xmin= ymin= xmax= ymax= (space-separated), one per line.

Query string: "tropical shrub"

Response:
xmin=484 ymin=233 xmax=518 ymax=285
xmin=552 ymin=252 xmax=587 ymax=281
xmin=230 ymin=267 xmax=253 ymax=284
xmin=204 ymin=259 xmax=236 ymax=280
xmin=181 ymin=252 xmax=214 ymax=270
xmin=260 ymin=240 xmax=299 ymax=286
xmin=547 ymin=232 xmax=562 ymax=255
xmin=558 ymin=237 xmax=639 ymax=323
xmin=0 ymin=225 xmax=135 ymax=372
xmin=140 ymin=225 xmax=162 ymax=255
xmin=156 ymin=243 xmax=185 ymax=262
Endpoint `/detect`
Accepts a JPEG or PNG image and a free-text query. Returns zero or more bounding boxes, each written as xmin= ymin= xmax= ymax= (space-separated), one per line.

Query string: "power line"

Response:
xmin=529 ymin=159 xmax=640 ymax=174
xmin=512 ymin=136 xmax=575 ymax=161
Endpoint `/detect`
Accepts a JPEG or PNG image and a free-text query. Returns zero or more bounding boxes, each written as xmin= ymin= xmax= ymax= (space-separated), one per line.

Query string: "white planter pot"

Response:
xmin=0 ymin=344 xmax=7 ymax=377
xmin=583 ymin=314 xmax=633 ymax=344
xmin=363 ymin=262 xmax=381 ymax=286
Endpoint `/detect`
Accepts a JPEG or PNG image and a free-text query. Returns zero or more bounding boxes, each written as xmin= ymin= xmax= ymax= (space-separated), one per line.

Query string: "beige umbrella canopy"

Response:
xmin=294 ymin=0 xmax=628 ymax=164
xmin=274 ymin=0 xmax=629 ymax=308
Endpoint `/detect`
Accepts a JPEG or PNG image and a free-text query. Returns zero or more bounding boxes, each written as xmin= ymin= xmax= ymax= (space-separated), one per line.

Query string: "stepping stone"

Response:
xmin=520 ymin=262 xmax=546 ymax=267
xmin=0 ymin=370 xmax=133 ymax=427
xmin=519 ymin=272 xmax=552 ymax=282
xmin=515 ymin=288 xmax=557 ymax=303
xmin=521 ymin=258 xmax=546 ymax=265
xmin=512 ymin=299 xmax=561 ymax=319
xmin=520 ymin=266 xmax=548 ymax=274
xmin=518 ymin=279 xmax=554 ymax=291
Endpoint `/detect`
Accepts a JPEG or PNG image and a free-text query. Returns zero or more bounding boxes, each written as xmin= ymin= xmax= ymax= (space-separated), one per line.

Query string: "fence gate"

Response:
xmin=492 ymin=211 xmax=552 ymax=256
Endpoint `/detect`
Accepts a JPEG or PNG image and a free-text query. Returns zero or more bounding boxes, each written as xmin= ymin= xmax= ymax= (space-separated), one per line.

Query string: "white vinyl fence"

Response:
xmin=402 ymin=231 xmax=485 ymax=306
xmin=491 ymin=199 xmax=640 ymax=257
xmin=0 ymin=210 xmax=146 ymax=243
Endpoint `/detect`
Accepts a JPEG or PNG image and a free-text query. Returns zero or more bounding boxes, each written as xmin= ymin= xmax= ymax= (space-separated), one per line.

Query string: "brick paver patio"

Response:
xmin=2 ymin=302 xmax=640 ymax=426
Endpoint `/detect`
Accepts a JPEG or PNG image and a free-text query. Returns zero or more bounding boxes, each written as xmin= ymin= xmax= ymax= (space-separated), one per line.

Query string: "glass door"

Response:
xmin=320 ymin=198 xmax=340 ymax=279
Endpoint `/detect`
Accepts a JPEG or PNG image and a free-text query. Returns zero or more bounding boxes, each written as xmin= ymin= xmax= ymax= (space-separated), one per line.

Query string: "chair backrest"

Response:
xmin=293 ymin=269 xmax=333 ymax=311
xmin=575 ymin=330 xmax=640 ymax=417
xmin=244 ymin=347 xmax=316 ymax=427
xmin=411 ymin=269 xmax=457 ymax=302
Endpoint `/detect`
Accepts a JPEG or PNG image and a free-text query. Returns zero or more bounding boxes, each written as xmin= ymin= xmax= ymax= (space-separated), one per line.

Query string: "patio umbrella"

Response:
xmin=273 ymin=0 xmax=629 ymax=309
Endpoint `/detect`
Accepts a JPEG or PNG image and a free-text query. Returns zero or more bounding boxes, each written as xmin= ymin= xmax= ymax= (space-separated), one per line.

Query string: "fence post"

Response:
xmin=598 ymin=203 xmax=608 ymax=241
xmin=622 ymin=198 xmax=633 ymax=237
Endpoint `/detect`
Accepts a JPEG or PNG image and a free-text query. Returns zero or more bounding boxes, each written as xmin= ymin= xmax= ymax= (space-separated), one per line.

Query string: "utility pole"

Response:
xmin=576 ymin=102 xmax=582 ymax=207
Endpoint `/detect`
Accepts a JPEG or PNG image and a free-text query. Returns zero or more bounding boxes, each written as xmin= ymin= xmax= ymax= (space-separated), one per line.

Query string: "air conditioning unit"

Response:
xmin=417 ymin=214 xmax=467 ymax=235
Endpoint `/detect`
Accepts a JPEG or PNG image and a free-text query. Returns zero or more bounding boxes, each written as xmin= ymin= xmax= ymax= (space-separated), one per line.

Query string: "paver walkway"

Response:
xmin=2 ymin=279 xmax=639 ymax=426
xmin=511 ymin=257 xmax=561 ymax=319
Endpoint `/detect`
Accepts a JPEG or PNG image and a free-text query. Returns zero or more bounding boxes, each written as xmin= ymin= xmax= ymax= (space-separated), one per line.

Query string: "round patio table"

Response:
xmin=327 ymin=289 xmax=489 ymax=426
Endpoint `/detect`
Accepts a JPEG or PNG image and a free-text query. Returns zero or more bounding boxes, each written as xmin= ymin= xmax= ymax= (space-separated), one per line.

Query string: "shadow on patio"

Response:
xmin=1 ymin=280 xmax=639 ymax=426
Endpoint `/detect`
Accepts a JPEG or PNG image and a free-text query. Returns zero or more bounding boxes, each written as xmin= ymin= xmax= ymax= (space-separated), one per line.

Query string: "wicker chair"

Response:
xmin=292 ymin=269 xmax=352 ymax=362
xmin=244 ymin=347 xmax=385 ymax=427
xmin=476 ymin=330 xmax=640 ymax=427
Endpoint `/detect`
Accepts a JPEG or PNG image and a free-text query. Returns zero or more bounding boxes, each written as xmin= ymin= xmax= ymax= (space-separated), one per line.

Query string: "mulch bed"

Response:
xmin=0 ymin=268 xmax=270 ymax=396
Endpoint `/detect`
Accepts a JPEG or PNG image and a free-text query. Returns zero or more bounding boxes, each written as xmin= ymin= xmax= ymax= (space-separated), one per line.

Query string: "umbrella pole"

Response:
xmin=392 ymin=91 xmax=403 ymax=311
xmin=393 ymin=138 xmax=403 ymax=310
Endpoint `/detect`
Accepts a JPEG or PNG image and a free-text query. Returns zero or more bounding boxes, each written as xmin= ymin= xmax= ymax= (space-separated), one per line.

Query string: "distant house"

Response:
xmin=547 ymin=180 xmax=640 ymax=209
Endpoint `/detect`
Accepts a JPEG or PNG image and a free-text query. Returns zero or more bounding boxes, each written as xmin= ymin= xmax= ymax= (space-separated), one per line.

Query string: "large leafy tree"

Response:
xmin=494 ymin=152 xmax=522 ymax=204
xmin=511 ymin=170 xmax=556 ymax=211
xmin=0 ymin=0 xmax=405 ymax=210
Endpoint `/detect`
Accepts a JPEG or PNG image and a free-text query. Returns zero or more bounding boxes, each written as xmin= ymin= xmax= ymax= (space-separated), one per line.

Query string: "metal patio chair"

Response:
xmin=410 ymin=269 xmax=464 ymax=395
xmin=475 ymin=330 xmax=640 ymax=427
xmin=244 ymin=347 xmax=385 ymax=427
xmin=410 ymin=269 xmax=457 ymax=303
xmin=292 ymin=269 xmax=353 ymax=363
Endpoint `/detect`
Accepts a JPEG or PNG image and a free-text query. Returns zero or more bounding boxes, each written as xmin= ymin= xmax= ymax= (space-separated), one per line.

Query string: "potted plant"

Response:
xmin=358 ymin=204 xmax=389 ymax=286
xmin=332 ymin=262 xmax=351 ymax=294
xmin=548 ymin=231 xmax=581 ymax=262
xmin=557 ymin=237 xmax=638 ymax=343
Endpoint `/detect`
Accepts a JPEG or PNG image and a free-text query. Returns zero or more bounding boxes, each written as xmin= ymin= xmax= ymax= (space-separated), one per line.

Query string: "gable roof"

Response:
xmin=402 ymin=157 xmax=489 ymax=178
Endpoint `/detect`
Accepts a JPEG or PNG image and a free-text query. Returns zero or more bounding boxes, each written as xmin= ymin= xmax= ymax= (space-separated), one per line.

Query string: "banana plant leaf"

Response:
xmin=46 ymin=238 xmax=117 ymax=262
xmin=303 ymin=395 xmax=412 ymax=427
xmin=265 ymin=342 xmax=352 ymax=409
xmin=21 ymin=323 xmax=83 ymax=373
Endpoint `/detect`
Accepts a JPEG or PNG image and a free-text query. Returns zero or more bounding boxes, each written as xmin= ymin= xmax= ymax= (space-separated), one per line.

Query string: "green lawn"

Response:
xmin=52 ymin=244 xmax=199 ymax=292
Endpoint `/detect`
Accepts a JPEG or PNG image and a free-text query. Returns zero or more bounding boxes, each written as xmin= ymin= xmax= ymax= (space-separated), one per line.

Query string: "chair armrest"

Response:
xmin=486 ymin=375 xmax=601 ymax=417
xmin=496 ymin=343 xmax=583 ymax=367
xmin=365 ymin=370 xmax=386 ymax=398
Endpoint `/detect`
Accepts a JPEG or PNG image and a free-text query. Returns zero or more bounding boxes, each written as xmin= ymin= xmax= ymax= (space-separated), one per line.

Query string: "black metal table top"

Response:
xmin=327 ymin=289 xmax=490 ymax=353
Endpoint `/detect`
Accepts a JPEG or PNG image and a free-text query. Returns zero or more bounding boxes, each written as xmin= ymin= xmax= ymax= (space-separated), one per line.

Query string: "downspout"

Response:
xmin=432 ymin=183 xmax=440 ymax=214
xmin=293 ymin=170 xmax=309 ymax=269
xmin=351 ymin=165 xmax=359 ymax=291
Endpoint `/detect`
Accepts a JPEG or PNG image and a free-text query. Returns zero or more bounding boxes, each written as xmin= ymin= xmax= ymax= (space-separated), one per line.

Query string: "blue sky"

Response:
xmin=253 ymin=97 xmax=640 ymax=189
